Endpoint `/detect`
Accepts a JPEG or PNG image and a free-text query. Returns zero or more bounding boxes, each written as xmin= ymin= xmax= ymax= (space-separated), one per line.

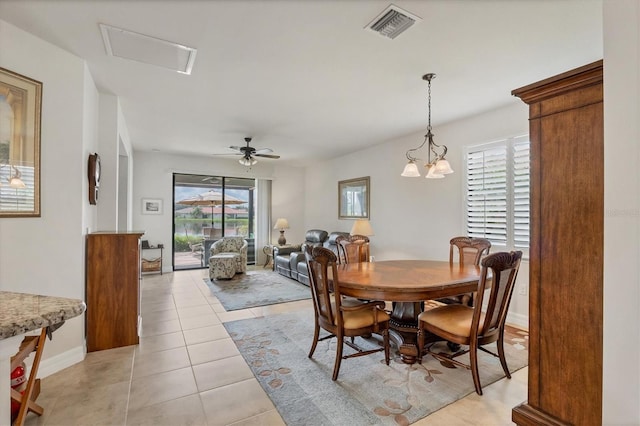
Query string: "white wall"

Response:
xmin=132 ymin=151 xmax=305 ymax=271
xmin=97 ymin=95 xmax=133 ymax=231
xmin=304 ymin=101 xmax=531 ymax=327
xmin=603 ymin=0 xmax=640 ymax=423
xmin=0 ymin=19 xmax=99 ymax=371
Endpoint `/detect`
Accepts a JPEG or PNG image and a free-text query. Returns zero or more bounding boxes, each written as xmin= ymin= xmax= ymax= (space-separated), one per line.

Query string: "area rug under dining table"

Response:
xmin=204 ymin=270 xmax=311 ymax=311
xmin=224 ymin=309 xmax=528 ymax=426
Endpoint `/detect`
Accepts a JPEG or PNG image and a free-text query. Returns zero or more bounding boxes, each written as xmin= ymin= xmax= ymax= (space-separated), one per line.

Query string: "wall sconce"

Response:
xmin=273 ymin=217 xmax=289 ymax=246
xmin=401 ymin=73 xmax=454 ymax=179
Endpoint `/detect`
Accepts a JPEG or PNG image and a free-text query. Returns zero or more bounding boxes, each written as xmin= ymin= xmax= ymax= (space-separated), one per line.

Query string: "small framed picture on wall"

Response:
xmin=142 ymin=198 xmax=163 ymax=215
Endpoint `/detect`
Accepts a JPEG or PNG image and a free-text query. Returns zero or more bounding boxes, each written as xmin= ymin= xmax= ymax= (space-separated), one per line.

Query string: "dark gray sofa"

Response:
xmin=274 ymin=229 xmax=349 ymax=286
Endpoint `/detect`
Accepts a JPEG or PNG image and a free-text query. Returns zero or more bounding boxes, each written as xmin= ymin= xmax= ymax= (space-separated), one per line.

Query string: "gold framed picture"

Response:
xmin=0 ymin=67 xmax=42 ymax=217
xmin=338 ymin=176 xmax=370 ymax=219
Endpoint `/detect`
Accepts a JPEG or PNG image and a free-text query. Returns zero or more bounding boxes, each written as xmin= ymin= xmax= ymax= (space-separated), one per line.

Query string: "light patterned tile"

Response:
xmin=192 ymin=355 xmax=254 ymax=392
xmin=136 ymin=331 xmax=185 ymax=355
xmin=177 ymin=304 xmax=215 ymax=319
xmin=39 ymin=380 xmax=129 ymax=425
xmin=133 ymin=347 xmax=191 ymax=378
xmin=187 ymin=338 xmax=240 ymax=366
xmin=179 ymin=313 xmax=221 ymax=330
xmin=126 ymin=394 xmax=207 ymax=426
xmin=140 ymin=318 xmax=182 ymax=337
xmin=128 ymin=367 xmax=198 ymax=411
xmin=200 ymin=378 xmax=275 ymax=426
xmin=183 ymin=324 xmax=230 ymax=346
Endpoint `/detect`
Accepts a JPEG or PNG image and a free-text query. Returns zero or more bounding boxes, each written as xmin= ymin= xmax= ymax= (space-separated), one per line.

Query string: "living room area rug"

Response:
xmin=224 ymin=309 xmax=528 ymax=426
xmin=204 ymin=270 xmax=311 ymax=311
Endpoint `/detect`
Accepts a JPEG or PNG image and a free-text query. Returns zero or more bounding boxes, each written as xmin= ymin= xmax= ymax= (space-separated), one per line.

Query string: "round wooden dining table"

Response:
xmin=335 ymin=260 xmax=483 ymax=364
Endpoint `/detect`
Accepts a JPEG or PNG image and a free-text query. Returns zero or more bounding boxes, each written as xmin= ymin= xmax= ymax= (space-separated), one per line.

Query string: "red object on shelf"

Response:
xmin=11 ymin=362 xmax=27 ymax=418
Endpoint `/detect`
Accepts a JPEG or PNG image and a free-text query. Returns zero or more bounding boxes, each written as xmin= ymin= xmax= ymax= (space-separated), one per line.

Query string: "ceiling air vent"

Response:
xmin=365 ymin=4 xmax=422 ymax=39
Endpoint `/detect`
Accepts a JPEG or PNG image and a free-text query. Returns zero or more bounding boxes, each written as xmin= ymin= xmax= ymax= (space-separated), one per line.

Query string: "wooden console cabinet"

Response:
xmin=86 ymin=231 xmax=144 ymax=352
xmin=511 ymin=61 xmax=603 ymax=425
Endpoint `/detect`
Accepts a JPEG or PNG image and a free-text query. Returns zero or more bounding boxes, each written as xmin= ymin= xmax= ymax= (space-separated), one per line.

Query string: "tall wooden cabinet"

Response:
xmin=511 ymin=61 xmax=603 ymax=425
xmin=86 ymin=231 xmax=144 ymax=352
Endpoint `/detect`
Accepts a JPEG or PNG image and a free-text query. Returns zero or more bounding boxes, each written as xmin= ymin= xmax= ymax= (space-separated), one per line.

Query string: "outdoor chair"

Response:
xmin=305 ymin=246 xmax=390 ymax=380
xmin=189 ymin=242 xmax=204 ymax=267
xmin=417 ymin=250 xmax=523 ymax=395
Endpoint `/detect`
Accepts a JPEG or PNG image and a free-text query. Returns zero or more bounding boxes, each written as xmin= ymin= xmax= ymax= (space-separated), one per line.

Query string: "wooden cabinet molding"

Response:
xmin=511 ymin=60 xmax=604 ymax=426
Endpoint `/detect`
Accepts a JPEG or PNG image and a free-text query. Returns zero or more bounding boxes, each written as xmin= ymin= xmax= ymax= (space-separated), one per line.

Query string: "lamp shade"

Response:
xmin=273 ymin=218 xmax=289 ymax=230
xmin=350 ymin=219 xmax=374 ymax=236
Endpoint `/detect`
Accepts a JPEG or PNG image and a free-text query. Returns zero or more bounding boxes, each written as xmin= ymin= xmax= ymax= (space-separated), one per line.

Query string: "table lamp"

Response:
xmin=274 ymin=218 xmax=289 ymax=246
xmin=350 ymin=219 xmax=374 ymax=237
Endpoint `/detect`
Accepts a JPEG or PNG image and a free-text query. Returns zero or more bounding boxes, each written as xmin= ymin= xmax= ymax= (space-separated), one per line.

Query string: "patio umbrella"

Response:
xmin=177 ymin=190 xmax=245 ymax=228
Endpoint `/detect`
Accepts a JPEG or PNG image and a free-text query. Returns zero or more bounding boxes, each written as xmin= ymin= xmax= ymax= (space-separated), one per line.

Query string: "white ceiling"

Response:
xmin=0 ymin=0 xmax=603 ymax=167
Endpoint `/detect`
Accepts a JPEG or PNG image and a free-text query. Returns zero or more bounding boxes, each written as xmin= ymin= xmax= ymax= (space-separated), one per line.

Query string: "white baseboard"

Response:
xmin=36 ymin=344 xmax=86 ymax=379
xmin=506 ymin=312 xmax=529 ymax=330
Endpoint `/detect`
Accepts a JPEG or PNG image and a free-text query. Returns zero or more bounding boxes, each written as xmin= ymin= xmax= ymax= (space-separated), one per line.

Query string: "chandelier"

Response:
xmin=401 ymin=73 xmax=454 ymax=179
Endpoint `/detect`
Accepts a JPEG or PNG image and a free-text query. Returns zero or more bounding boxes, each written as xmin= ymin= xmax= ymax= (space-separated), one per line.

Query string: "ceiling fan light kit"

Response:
xmin=214 ymin=137 xmax=280 ymax=167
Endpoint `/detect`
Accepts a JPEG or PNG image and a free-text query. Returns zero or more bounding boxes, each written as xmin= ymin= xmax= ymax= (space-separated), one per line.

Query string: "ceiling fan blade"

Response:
xmin=229 ymin=145 xmax=242 ymax=151
xmin=212 ymin=153 xmax=242 ymax=156
xmin=254 ymin=148 xmax=273 ymax=155
xmin=255 ymin=153 xmax=280 ymax=159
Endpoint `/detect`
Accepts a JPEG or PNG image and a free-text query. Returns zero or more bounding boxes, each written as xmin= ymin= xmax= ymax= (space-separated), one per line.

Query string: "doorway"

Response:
xmin=173 ymin=173 xmax=256 ymax=270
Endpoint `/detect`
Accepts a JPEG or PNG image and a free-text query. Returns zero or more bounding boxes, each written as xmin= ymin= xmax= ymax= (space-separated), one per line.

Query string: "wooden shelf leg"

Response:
xmin=12 ymin=328 xmax=47 ymax=426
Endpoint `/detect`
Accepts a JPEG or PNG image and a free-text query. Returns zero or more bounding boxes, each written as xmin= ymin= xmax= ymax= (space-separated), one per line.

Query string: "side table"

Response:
xmin=141 ymin=245 xmax=164 ymax=275
xmin=262 ymin=245 xmax=275 ymax=269
xmin=263 ymin=244 xmax=297 ymax=271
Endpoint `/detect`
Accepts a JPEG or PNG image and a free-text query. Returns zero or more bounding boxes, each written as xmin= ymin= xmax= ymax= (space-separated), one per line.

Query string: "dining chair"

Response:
xmin=417 ymin=250 xmax=522 ymax=395
xmin=337 ymin=236 xmax=370 ymax=264
xmin=439 ymin=236 xmax=492 ymax=306
xmin=305 ymin=246 xmax=390 ymax=380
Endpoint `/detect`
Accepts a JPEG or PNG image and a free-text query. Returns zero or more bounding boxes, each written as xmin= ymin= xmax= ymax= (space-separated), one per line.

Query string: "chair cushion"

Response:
xmin=418 ymin=304 xmax=485 ymax=337
xmin=339 ymin=306 xmax=390 ymax=330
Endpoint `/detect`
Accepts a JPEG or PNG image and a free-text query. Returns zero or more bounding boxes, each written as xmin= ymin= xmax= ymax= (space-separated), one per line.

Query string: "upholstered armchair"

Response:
xmin=209 ymin=236 xmax=248 ymax=277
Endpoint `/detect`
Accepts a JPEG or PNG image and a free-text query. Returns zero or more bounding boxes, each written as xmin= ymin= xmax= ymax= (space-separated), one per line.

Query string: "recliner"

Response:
xmin=274 ymin=229 xmax=349 ymax=286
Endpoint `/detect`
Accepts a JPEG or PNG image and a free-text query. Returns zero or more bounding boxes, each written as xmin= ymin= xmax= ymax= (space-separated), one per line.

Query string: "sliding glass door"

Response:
xmin=173 ymin=173 xmax=256 ymax=270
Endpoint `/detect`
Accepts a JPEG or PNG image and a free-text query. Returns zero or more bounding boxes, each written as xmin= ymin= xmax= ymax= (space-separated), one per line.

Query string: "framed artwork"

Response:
xmin=0 ymin=67 xmax=42 ymax=217
xmin=142 ymin=198 xmax=163 ymax=215
xmin=338 ymin=176 xmax=370 ymax=219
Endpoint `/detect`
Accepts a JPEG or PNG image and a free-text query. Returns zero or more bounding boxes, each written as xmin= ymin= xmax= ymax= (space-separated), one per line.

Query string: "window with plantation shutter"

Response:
xmin=465 ymin=135 xmax=530 ymax=251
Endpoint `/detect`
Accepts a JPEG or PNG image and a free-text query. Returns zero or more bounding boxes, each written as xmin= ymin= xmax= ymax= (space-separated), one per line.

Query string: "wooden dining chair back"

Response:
xmin=335 ymin=235 xmax=370 ymax=264
xmin=339 ymin=240 xmax=363 ymax=264
xmin=335 ymin=234 xmax=348 ymax=264
xmin=449 ymin=236 xmax=492 ymax=266
xmin=440 ymin=237 xmax=492 ymax=306
xmin=305 ymin=246 xmax=390 ymax=380
xmin=417 ymin=250 xmax=523 ymax=395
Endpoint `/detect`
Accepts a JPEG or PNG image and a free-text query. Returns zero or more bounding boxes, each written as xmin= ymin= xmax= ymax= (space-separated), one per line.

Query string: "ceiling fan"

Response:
xmin=218 ymin=137 xmax=280 ymax=166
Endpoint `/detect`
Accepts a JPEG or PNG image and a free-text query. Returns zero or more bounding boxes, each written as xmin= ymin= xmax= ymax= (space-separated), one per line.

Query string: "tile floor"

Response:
xmin=23 ymin=267 xmax=528 ymax=425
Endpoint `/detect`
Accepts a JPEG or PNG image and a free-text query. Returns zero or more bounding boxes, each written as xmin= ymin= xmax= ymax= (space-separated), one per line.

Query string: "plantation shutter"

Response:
xmin=466 ymin=145 xmax=507 ymax=245
xmin=465 ymin=136 xmax=530 ymax=250
xmin=512 ymin=138 xmax=530 ymax=248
